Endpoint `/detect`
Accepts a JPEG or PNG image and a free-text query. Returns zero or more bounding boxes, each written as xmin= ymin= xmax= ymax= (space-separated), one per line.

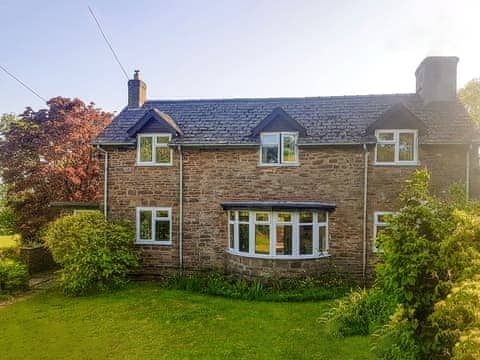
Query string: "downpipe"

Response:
xmin=96 ymin=145 xmax=108 ymax=218
xmin=178 ymin=145 xmax=184 ymax=271
xmin=362 ymin=144 xmax=369 ymax=285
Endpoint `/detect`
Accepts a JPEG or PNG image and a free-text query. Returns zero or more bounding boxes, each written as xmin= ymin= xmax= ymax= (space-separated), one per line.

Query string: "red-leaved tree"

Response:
xmin=0 ymin=97 xmax=112 ymax=243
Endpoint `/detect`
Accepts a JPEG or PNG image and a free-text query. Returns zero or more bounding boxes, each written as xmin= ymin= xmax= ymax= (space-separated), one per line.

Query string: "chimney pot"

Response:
xmin=415 ymin=56 xmax=459 ymax=103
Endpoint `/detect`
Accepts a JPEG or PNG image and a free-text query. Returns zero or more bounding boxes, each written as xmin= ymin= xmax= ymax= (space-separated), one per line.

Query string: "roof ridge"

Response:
xmin=143 ymin=93 xmax=418 ymax=104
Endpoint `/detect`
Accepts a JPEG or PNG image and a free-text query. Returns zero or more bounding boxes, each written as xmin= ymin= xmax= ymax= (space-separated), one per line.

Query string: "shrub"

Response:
xmin=428 ymin=277 xmax=480 ymax=359
xmin=376 ymin=306 xmax=421 ymax=360
xmin=0 ymin=206 xmax=16 ymax=236
xmin=331 ymin=287 xmax=397 ymax=336
xmin=0 ymin=258 xmax=29 ymax=293
xmin=44 ymin=212 xmax=138 ymax=296
xmin=329 ymin=170 xmax=480 ymax=359
xmin=163 ymin=272 xmax=352 ymax=302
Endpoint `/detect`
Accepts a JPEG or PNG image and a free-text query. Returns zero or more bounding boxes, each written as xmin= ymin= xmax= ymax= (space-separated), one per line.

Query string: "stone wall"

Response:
xmin=225 ymin=252 xmax=333 ymax=279
xmin=104 ymin=143 xmax=475 ymax=280
xmin=106 ymin=146 xmax=180 ymax=274
xmin=365 ymin=144 xmax=474 ymax=277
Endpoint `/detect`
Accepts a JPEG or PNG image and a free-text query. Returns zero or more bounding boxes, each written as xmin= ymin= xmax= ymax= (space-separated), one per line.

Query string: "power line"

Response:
xmin=0 ymin=65 xmax=47 ymax=103
xmin=88 ymin=5 xmax=129 ymax=80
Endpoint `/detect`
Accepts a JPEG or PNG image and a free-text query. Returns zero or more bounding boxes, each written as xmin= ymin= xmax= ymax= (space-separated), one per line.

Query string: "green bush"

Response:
xmin=0 ymin=258 xmax=29 ymax=293
xmin=330 ymin=170 xmax=480 ymax=359
xmin=428 ymin=277 xmax=480 ymax=359
xmin=0 ymin=206 xmax=16 ymax=236
xmin=44 ymin=212 xmax=138 ymax=296
xmin=164 ymin=272 xmax=352 ymax=302
xmin=0 ymin=184 xmax=16 ymax=236
xmin=330 ymin=287 xmax=397 ymax=336
xmin=376 ymin=306 xmax=421 ymax=360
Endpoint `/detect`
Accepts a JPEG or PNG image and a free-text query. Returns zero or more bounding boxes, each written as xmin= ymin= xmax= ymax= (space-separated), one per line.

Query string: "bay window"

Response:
xmin=260 ymin=132 xmax=298 ymax=165
xmin=375 ymin=129 xmax=418 ymax=165
xmin=228 ymin=210 xmax=328 ymax=258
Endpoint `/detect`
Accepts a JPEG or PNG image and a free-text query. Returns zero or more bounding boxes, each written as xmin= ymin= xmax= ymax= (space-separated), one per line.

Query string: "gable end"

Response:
xmin=127 ymin=108 xmax=183 ymax=138
xmin=251 ymin=107 xmax=307 ymax=137
xmin=366 ymin=103 xmax=427 ymax=135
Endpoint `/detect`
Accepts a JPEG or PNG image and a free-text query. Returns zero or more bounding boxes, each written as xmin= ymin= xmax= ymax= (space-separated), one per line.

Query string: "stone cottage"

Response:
xmin=94 ymin=56 xmax=479 ymax=281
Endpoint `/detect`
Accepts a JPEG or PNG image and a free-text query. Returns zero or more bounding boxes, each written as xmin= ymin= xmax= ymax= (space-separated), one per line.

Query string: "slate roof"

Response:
xmin=94 ymin=93 xmax=479 ymax=146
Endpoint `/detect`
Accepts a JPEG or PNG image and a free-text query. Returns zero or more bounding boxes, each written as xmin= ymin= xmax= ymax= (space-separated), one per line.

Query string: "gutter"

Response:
xmin=178 ymin=145 xmax=184 ymax=271
xmin=96 ymin=145 xmax=108 ymax=217
xmin=362 ymin=144 xmax=369 ymax=284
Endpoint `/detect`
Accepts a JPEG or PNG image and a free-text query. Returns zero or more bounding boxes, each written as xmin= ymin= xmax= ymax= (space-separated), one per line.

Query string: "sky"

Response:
xmin=1 ymin=0 xmax=480 ymax=115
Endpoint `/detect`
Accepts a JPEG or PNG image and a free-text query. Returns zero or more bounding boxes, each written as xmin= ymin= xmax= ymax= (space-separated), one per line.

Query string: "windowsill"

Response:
xmin=227 ymin=249 xmax=330 ymax=260
xmin=136 ymin=240 xmax=172 ymax=246
xmin=258 ymin=162 xmax=300 ymax=167
xmin=135 ymin=162 xmax=173 ymax=167
xmin=373 ymin=161 xmax=420 ymax=167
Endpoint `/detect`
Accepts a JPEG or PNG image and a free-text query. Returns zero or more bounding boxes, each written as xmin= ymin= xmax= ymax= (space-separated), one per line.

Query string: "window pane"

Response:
xmin=262 ymin=145 xmax=279 ymax=164
xmin=229 ymin=211 xmax=235 ymax=221
xmin=155 ymin=147 xmax=170 ymax=164
xmin=139 ymin=210 xmax=152 ymax=240
xmin=262 ymin=134 xmax=278 ymax=145
xmin=156 ymin=136 xmax=170 ymax=144
xmin=156 ymin=210 xmax=169 ymax=218
xmin=239 ymin=211 xmax=249 ymax=222
xmin=277 ymin=213 xmax=291 ymax=222
xmin=319 ymin=226 xmax=327 ymax=253
xmin=155 ymin=220 xmax=170 ymax=241
xmin=376 ymin=144 xmax=395 ymax=162
xmin=378 ymin=132 xmax=394 ymax=141
xmin=376 ymin=213 xmax=391 ymax=223
xmin=282 ymin=134 xmax=297 ymax=162
xmin=318 ymin=211 xmax=327 ymax=222
xmin=229 ymin=223 xmax=235 ymax=248
xmin=256 ymin=212 xmax=269 ymax=222
xmin=376 ymin=225 xmax=392 ymax=239
xmin=299 ymin=212 xmax=313 ymax=223
xmin=300 ymin=225 xmax=313 ymax=255
xmin=399 ymin=133 xmax=415 ymax=161
xmin=276 ymin=224 xmax=292 ymax=255
xmin=239 ymin=224 xmax=249 ymax=252
xmin=139 ymin=137 xmax=153 ymax=162
xmin=255 ymin=224 xmax=270 ymax=254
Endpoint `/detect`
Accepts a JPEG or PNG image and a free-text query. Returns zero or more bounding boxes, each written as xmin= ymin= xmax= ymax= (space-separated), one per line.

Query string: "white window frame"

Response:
xmin=372 ymin=211 xmax=395 ymax=253
xmin=227 ymin=210 xmax=329 ymax=259
xmin=259 ymin=132 xmax=299 ymax=166
xmin=374 ymin=129 xmax=419 ymax=166
xmin=136 ymin=133 xmax=173 ymax=166
xmin=136 ymin=207 xmax=172 ymax=245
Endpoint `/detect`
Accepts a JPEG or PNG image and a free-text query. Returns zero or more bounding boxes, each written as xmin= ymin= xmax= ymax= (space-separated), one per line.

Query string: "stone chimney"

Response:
xmin=128 ymin=70 xmax=147 ymax=108
xmin=415 ymin=56 xmax=459 ymax=103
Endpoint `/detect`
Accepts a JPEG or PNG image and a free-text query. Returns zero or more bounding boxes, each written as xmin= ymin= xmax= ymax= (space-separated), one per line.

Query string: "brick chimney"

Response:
xmin=128 ymin=70 xmax=146 ymax=108
xmin=415 ymin=56 xmax=458 ymax=103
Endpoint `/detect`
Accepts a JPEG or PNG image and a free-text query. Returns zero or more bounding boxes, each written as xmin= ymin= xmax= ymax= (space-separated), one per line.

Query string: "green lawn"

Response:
xmin=0 ymin=234 xmax=19 ymax=249
xmin=0 ymin=283 xmax=374 ymax=359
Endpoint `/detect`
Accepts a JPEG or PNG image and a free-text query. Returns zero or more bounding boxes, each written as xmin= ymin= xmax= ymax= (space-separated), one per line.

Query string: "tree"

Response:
xmin=0 ymin=98 xmax=112 ymax=243
xmin=0 ymin=183 xmax=16 ymax=236
xmin=458 ymin=78 xmax=480 ymax=124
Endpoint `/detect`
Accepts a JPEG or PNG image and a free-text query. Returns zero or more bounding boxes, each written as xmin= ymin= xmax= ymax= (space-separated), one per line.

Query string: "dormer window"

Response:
xmin=260 ymin=132 xmax=298 ymax=165
xmin=137 ymin=133 xmax=172 ymax=166
xmin=375 ymin=129 xmax=418 ymax=165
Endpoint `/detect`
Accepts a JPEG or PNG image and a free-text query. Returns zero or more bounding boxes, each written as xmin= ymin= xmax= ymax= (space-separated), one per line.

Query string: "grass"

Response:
xmin=0 ymin=283 xmax=374 ymax=360
xmin=0 ymin=234 xmax=20 ymax=249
